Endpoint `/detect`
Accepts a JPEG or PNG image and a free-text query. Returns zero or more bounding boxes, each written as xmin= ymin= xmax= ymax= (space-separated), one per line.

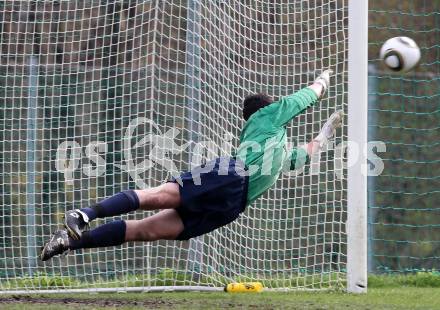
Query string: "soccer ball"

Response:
xmin=379 ymin=37 xmax=421 ymax=73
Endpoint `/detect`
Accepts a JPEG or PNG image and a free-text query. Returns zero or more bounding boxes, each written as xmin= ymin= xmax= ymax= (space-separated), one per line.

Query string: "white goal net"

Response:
xmin=0 ymin=0 xmax=357 ymax=292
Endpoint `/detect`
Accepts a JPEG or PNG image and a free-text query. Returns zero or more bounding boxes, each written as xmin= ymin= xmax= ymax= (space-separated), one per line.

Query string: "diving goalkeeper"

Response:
xmin=41 ymin=70 xmax=343 ymax=260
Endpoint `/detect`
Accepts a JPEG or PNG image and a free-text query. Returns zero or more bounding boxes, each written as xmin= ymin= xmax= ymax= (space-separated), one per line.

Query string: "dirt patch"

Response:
xmin=0 ymin=295 xmax=178 ymax=308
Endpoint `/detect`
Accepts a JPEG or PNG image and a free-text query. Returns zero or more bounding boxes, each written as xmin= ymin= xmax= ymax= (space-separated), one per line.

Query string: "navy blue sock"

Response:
xmin=80 ymin=190 xmax=140 ymax=221
xmin=69 ymin=220 xmax=126 ymax=250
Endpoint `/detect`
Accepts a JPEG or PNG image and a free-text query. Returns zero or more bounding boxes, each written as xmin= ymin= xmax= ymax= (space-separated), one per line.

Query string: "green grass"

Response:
xmin=0 ymin=270 xmax=346 ymax=290
xmin=5 ymin=271 xmax=440 ymax=291
xmin=369 ymin=272 xmax=440 ymax=288
xmin=2 ymin=274 xmax=440 ymax=309
xmin=1 ymin=288 xmax=440 ymax=309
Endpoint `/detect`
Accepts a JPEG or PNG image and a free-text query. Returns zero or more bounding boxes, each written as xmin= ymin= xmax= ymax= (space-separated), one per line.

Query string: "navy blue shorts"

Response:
xmin=169 ymin=157 xmax=249 ymax=240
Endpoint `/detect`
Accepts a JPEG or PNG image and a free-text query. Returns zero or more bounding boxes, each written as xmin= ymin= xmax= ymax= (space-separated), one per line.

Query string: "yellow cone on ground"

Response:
xmin=224 ymin=282 xmax=263 ymax=293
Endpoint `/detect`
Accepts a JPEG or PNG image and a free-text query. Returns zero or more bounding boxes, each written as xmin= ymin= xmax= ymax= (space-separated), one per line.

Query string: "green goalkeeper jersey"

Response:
xmin=236 ymin=87 xmax=319 ymax=205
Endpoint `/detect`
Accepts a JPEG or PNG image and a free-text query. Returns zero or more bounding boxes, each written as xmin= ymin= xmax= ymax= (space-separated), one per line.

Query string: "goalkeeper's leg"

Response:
xmin=65 ymin=183 xmax=180 ymax=240
xmin=41 ymin=209 xmax=183 ymax=261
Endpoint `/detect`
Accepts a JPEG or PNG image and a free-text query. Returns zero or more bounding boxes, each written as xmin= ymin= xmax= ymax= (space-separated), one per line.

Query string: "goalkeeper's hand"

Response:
xmin=313 ymin=69 xmax=333 ymax=99
xmin=314 ymin=109 xmax=344 ymax=148
xmin=300 ymin=109 xmax=343 ymax=157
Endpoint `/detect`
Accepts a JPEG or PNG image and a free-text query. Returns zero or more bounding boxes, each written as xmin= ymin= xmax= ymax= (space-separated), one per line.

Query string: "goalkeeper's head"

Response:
xmin=242 ymin=93 xmax=273 ymax=121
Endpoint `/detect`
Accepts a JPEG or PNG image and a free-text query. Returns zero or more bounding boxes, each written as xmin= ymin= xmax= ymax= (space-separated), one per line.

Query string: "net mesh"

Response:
xmin=368 ymin=1 xmax=440 ymax=273
xmin=0 ymin=0 xmax=348 ymax=291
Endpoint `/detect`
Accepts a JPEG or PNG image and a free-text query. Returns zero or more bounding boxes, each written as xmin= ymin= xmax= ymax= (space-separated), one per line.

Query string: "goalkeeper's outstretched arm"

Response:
xmin=289 ymin=110 xmax=344 ymax=171
xmin=301 ymin=109 xmax=344 ymax=162
xmin=309 ymin=69 xmax=333 ymax=99
xmin=262 ymin=70 xmax=333 ymax=128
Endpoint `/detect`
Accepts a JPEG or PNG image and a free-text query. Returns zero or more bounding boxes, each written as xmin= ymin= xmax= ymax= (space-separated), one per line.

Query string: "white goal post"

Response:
xmin=347 ymin=0 xmax=368 ymax=294
xmin=0 ymin=0 xmax=367 ymax=293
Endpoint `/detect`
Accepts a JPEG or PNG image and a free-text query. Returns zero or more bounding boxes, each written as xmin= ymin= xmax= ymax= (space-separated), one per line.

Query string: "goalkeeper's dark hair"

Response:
xmin=242 ymin=93 xmax=273 ymax=121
